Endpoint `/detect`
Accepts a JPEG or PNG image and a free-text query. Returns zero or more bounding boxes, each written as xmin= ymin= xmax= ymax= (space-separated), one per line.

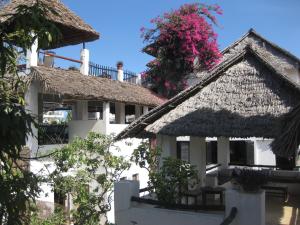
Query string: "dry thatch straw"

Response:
xmin=271 ymin=104 xmax=300 ymax=158
xmin=0 ymin=0 xmax=99 ymax=48
xmin=29 ymin=66 xmax=165 ymax=107
xmin=116 ymin=45 xmax=300 ymax=140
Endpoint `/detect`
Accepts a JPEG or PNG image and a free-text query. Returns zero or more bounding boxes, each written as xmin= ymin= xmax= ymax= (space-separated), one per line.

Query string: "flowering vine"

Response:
xmin=141 ymin=3 xmax=222 ymax=97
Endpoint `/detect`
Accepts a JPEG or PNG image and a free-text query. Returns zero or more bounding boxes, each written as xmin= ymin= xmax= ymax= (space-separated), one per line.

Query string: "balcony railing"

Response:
xmin=89 ymin=62 xmax=138 ymax=84
xmin=38 ymin=124 xmax=69 ymax=145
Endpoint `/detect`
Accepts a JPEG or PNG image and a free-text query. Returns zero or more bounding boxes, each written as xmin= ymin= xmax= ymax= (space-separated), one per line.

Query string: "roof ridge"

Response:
xmin=222 ymin=28 xmax=300 ymax=63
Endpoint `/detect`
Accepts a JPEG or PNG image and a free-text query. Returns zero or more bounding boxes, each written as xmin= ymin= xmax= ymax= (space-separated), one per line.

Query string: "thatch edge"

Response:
xmin=271 ymin=103 xmax=300 ymax=158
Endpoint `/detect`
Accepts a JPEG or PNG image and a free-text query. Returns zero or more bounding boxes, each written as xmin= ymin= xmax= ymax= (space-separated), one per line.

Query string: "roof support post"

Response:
xmin=103 ymin=102 xmax=110 ymax=132
xmin=80 ymin=47 xmax=89 ymax=75
xmin=115 ymin=102 xmax=125 ymax=124
xmin=26 ymin=34 xmax=38 ymax=69
xmin=75 ymin=101 xmax=88 ymax=120
xmin=135 ymin=105 xmax=142 ymax=119
xmin=190 ymin=137 xmax=206 ymax=186
xmin=217 ymin=137 xmax=230 ymax=169
xmin=156 ymin=134 xmax=177 ymax=168
xmin=25 ymin=81 xmax=39 ymax=154
xmin=142 ymin=106 xmax=149 ymax=115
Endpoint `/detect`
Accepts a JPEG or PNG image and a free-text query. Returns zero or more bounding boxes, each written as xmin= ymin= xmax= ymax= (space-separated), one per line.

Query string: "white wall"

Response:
xmin=118 ymin=206 xmax=224 ymax=225
xmin=115 ymin=181 xmax=224 ymax=225
xmin=30 ymin=160 xmax=55 ymax=204
xmin=68 ymin=120 xmax=106 ymax=141
xmin=254 ymin=139 xmax=276 ymax=166
xmin=107 ymin=136 xmax=149 ymax=224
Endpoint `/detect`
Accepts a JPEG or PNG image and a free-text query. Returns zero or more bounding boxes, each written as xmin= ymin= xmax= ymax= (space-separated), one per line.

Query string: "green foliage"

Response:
xmin=50 ymin=132 xmax=130 ymax=225
xmin=132 ymin=141 xmax=198 ymax=204
xmin=30 ymin=208 xmax=66 ymax=225
xmin=0 ymin=1 xmax=60 ymax=224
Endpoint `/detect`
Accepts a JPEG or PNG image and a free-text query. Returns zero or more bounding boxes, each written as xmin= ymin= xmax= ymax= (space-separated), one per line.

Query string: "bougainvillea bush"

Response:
xmin=141 ymin=3 xmax=222 ymax=97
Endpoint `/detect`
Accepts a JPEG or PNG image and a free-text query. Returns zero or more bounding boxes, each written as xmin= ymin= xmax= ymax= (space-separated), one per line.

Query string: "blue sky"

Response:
xmin=55 ymin=0 xmax=300 ymax=73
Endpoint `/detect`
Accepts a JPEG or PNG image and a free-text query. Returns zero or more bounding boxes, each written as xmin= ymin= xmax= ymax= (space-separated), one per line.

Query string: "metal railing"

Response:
xmin=89 ymin=62 xmax=138 ymax=83
xmin=38 ymin=124 xmax=69 ymax=145
xmin=89 ymin=62 xmax=117 ymax=79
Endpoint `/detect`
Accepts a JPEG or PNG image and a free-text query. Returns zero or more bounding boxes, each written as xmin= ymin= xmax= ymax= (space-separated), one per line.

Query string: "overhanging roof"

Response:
xmin=0 ymin=0 xmax=99 ymax=48
xmin=29 ymin=66 xmax=165 ymax=107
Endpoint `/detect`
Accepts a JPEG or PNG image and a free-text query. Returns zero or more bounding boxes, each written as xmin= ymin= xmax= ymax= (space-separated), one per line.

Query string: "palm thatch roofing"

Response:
xmin=271 ymin=104 xmax=300 ymax=158
xmin=116 ymin=45 xmax=300 ymax=140
xmin=29 ymin=66 xmax=165 ymax=107
xmin=0 ymin=0 xmax=99 ymax=48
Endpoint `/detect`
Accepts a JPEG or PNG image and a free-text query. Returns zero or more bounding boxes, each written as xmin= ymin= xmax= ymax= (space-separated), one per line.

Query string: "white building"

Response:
xmin=0 ymin=0 xmax=164 ymax=223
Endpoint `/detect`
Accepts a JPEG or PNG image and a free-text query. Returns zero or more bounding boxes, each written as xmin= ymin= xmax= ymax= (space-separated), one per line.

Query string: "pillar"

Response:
xmin=75 ymin=101 xmax=88 ymax=120
xmin=117 ymin=62 xmax=124 ymax=82
xmin=225 ymin=189 xmax=265 ymax=225
xmin=190 ymin=137 xmax=207 ymax=186
xmin=25 ymin=82 xmax=39 ymax=154
xmin=157 ymin=134 xmax=177 ymax=167
xmin=136 ymin=74 xmax=142 ymax=85
xmin=135 ymin=105 xmax=142 ymax=119
xmin=80 ymin=48 xmax=89 ymax=75
xmin=26 ymin=35 xmax=38 ymax=69
xmin=103 ymin=102 xmax=110 ymax=127
xmin=217 ymin=137 xmax=230 ymax=169
xmin=115 ymin=102 xmax=125 ymax=124
xmin=143 ymin=106 xmax=149 ymax=115
xmin=114 ymin=181 xmax=139 ymax=225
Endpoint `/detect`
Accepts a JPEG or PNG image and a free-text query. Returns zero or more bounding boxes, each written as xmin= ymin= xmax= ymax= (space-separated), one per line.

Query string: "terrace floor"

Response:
xmin=266 ymin=195 xmax=300 ymax=225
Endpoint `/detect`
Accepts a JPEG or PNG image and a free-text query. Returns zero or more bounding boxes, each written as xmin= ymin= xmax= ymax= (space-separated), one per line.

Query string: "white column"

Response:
xmin=26 ymin=36 xmax=38 ymax=69
xmin=80 ymin=48 xmax=89 ymax=75
xmin=76 ymin=101 xmax=88 ymax=120
xmin=135 ymin=105 xmax=142 ymax=119
xmin=190 ymin=137 xmax=206 ymax=186
xmin=115 ymin=103 xmax=125 ymax=124
xmin=114 ymin=181 xmax=139 ymax=224
xmin=143 ymin=106 xmax=149 ymax=115
xmin=25 ymin=82 xmax=39 ymax=154
xmin=136 ymin=74 xmax=142 ymax=85
xmin=117 ymin=69 xmax=124 ymax=82
xmin=157 ymin=134 xmax=177 ymax=167
xmin=217 ymin=137 xmax=230 ymax=169
xmin=103 ymin=102 xmax=110 ymax=130
xmin=225 ymin=189 xmax=265 ymax=225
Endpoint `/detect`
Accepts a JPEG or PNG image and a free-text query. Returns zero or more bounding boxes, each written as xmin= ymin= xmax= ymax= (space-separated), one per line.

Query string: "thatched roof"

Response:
xmin=219 ymin=29 xmax=300 ymax=79
xmin=271 ymin=104 xmax=300 ymax=158
xmin=29 ymin=66 xmax=165 ymax=107
xmin=116 ymin=46 xmax=300 ymax=140
xmin=0 ymin=0 xmax=99 ymax=48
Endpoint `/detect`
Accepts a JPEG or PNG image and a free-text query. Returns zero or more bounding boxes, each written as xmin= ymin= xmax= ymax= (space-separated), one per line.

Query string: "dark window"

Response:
xmin=109 ymin=103 xmax=116 ymax=124
xmin=125 ymin=105 xmax=136 ymax=124
xmin=206 ymin=141 xmax=218 ymax=165
xmin=276 ymin=156 xmax=295 ymax=170
xmin=230 ymin=141 xmax=254 ymax=165
xmin=88 ymin=101 xmax=103 ymax=120
xmin=132 ymin=173 xmax=139 ymax=181
xmin=177 ymin=141 xmax=190 ymax=162
xmin=54 ymin=187 xmax=66 ymax=209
